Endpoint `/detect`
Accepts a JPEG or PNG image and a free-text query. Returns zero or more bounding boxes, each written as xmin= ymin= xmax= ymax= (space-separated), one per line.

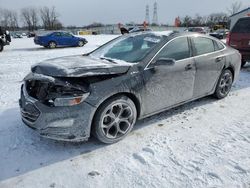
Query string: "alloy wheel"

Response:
xmin=101 ymin=103 xmax=135 ymax=139
xmin=218 ymin=71 xmax=233 ymax=96
xmin=49 ymin=42 xmax=56 ymax=49
xmin=78 ymin=41 xmax=84 ymax=47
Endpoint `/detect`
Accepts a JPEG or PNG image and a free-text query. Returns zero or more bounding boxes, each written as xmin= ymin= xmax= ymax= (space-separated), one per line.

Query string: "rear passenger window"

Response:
xmin=157 ymin=37 xmax=190 ymax=61
xmin=215 ymin=41 xmax=225 ymax=50
xmin=232 ymin=19 xmax=250 ymax=33
xmin=193 ymin=37 xmax=215 ymax=56
xmin=54 ymin=32 xmax=61 ymax=37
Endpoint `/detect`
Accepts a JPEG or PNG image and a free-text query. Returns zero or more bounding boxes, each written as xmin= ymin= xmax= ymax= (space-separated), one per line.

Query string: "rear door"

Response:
xmin=52 ymin=32 xmax=63 ymax=46
xmin=230 ymin=18 xmax=250 ymax=50
xmin=191 ymin=36 xmax=225 ymax=98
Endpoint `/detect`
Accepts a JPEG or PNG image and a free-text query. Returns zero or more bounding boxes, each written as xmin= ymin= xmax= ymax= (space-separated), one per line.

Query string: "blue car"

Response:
xmin=34 ymin=31 xmax=88 ymax=49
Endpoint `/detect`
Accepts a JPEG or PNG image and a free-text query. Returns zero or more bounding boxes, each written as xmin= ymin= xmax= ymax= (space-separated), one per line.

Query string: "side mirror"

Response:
xmin=154 ymin=58 xmax=175 ymax=67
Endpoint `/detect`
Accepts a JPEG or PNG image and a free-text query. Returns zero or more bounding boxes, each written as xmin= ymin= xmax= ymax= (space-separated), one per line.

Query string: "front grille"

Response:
xmin=21 ymin=103 xmax=40 ymax=123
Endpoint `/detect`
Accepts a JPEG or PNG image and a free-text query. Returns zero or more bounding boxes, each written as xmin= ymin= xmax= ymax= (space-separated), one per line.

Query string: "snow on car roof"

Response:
xmin=153 ymin=31 xmax=174 ymax=36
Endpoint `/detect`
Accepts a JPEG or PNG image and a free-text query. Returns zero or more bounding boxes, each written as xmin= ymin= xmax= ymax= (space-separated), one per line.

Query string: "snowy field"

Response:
xmin=0 ymin=36 xmax=250 ymax=188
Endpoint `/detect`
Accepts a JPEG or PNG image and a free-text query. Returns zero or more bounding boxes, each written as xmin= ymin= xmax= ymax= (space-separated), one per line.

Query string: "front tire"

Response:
xmin=214 ymin=69 xmax=233 ymax=99
xmin=92 ymin=96 xmax=137 ymax=144
xmin=48 ymin=41 xmax=57 ymax=49
xmin=78 ymin=40 xmax=85 ymax=47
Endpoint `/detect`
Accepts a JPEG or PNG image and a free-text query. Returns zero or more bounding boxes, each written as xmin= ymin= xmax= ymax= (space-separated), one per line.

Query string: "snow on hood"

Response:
xmin=31 ymin=55 xmax=133 ymax=77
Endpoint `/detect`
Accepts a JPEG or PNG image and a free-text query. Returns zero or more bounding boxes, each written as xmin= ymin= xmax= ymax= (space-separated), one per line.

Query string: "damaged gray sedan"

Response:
xmin=20 ymin=31 xmax=241 ymax=143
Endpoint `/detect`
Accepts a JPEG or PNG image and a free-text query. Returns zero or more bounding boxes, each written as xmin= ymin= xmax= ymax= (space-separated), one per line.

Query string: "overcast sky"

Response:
xmin=0 ymin=0 xmax=249 ymax=26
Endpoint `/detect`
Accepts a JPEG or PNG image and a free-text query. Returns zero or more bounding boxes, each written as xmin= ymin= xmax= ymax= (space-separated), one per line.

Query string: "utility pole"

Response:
xmin=152 ymin=2 xmax=159 ymax=25
xmin=145 ymin=5 xmax=150 ymax=25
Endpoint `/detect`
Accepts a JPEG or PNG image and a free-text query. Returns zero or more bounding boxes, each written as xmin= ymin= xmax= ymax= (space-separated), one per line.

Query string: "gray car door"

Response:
xmin=191 ymin=36 xmax=225 ymax=98
xmin=141 ymin=37 xmax=196 ymax=116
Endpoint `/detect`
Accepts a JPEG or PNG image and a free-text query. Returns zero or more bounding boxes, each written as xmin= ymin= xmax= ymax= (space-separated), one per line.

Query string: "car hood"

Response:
xmin=31 ymin=55 xmax=133 ymax=77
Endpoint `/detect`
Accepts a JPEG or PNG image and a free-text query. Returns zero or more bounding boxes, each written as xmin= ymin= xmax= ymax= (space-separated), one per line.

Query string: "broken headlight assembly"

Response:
xmin=25 ymin=77 xmax=90 ymax=107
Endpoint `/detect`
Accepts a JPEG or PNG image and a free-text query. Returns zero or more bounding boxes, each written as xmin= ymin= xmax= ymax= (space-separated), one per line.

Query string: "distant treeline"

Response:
xmin=0 ymin=6 xmax=63 ymax=31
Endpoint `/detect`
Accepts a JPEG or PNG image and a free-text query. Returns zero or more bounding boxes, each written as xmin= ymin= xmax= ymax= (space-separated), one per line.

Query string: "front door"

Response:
xmin=141 ymin=37 xmax=196 ymax=116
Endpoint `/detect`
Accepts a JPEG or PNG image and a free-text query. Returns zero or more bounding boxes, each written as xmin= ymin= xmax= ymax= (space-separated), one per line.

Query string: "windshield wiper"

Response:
xmin=100 ymin=57 xmax=117 ymax=64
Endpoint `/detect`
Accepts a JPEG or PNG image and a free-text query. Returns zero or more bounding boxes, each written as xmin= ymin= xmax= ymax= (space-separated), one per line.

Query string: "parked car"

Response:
xmin=34 ymin=31 xmax=88 ymax=49
xmin=120 ymin=26 xmax=152 ymax=35
xmin=129 ymin=27 xmax=152 ymax=33
xmin=0 ymin=27 xmax=11 ymax=52
xmin=11 ymin=33 xmax=23 ymax=38
xmin=227 ymin=17 xmax=250 ymax=67
xmin=186 ymin=27 xmax=207 ymax=34
xmin=27 ymin=32 xmax=36 ymax=38
xmin=209 ymin=29 xmax=229 ymax=39
xmin=20 ymin=31 xmax=241 ymax=143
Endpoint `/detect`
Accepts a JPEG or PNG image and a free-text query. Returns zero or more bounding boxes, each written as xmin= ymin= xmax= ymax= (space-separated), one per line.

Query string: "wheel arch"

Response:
xmin=48 ymin=40 xmax=57 ymax=46
xmin=223 ymin=65 xmax=235 ymax=82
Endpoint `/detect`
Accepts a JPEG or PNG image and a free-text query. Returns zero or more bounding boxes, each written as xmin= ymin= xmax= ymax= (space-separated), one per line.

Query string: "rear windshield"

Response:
xmin=232 ymin=18 xmax=250 ymax=33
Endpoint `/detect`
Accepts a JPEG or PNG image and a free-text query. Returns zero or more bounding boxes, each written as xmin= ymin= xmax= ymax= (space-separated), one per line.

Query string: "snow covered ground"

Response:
xmin=0 ymin=36 xmax=250 ymax=188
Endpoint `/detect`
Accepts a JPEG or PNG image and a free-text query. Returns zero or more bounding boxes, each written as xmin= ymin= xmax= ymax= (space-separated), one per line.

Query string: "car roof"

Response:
xmin=125 ymin=30 xmax=219 ymax=41
xmin=152 ymin=31 xmax=175 ymax=36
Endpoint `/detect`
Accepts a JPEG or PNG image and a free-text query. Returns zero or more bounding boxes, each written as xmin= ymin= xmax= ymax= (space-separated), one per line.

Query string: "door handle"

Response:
xmin=185 ymin=64 xmax=193 ymax=71
xmin=215 ymin=57 xmax=224 ymax=63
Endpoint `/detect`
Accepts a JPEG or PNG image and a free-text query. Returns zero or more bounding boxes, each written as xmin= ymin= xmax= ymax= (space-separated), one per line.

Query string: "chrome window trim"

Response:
xmin=144 ymin=35 xmax=226 ymax=70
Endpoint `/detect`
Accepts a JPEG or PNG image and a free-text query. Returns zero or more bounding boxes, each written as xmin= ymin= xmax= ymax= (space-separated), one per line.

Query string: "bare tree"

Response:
xmin=40 ymin=6 xmax=62 ymax=30
xmin=181 ymin=15 xmax=192 ymax=27
xmin=9 ymin=11 xmax=19 ymax=30
xmin=227 ymin=2 xmax=242 ymax=15
xmin=30 ymin=8 xmax=39 ymax=30
xmin=206 ymin=13 xmax=228 ymax=26
xmin=21 ymin=7 xmax=39 ymax=31
xmin=0 ymin=8 xmax=19 ymax=31
xmin=192 ymin=14 xmax=204 ymax=26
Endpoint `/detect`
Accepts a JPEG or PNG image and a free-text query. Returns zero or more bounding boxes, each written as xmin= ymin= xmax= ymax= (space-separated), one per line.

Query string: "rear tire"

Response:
xmin=48 ymin=41 xmax=57 ymax=49
xmin=92 ymin=96 xmax=137 ymax=144
xmin=0 ymin=43 xmax=3 ymax=52
xmin=213 ymin=69 xmax=233 ymax=99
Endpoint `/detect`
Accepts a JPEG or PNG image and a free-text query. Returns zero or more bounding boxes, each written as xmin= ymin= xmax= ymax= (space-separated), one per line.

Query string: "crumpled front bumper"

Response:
xmin=19 ymin=84 xmax=96 ymax=142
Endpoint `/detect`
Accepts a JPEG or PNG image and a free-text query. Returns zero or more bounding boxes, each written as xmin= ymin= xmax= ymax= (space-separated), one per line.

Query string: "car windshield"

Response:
xmin=90 ymin=33 xmax=164 ymax=63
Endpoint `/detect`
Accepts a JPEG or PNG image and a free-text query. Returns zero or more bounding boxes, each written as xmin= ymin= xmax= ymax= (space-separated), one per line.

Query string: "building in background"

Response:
xmin=229 ymin=7 xmax=250 ymax=29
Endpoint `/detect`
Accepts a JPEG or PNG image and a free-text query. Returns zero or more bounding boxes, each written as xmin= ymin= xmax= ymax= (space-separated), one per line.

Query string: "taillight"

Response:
xmin=226 ymin=32 xmax=231 ymax=45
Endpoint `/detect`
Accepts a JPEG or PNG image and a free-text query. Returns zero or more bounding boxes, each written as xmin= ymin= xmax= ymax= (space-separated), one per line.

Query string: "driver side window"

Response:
xmin=156 ymin=37 xmax=190 ymax=61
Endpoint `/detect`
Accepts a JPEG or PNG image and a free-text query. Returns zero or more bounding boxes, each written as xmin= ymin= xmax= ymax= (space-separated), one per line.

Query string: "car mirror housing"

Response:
xmin=154 ymin=58 xmax=175 ymax=67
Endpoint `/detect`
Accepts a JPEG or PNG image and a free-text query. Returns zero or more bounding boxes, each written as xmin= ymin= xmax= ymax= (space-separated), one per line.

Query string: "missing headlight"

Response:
xmin=25 ymin=76 xmax=90 ymax=106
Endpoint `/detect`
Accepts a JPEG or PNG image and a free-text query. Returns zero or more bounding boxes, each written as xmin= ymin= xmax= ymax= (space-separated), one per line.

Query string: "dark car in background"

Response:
xmin=20 ymin=31 xmax=241 ymax=143
xmin=120 ymin=26 xmax=152 ymax=35
xmin=129 ymin=27 xmax=152 ymax=33
xmin=11 ymin=33 xmax=23 ymax=39
xmin=227 ymin=17 xmax=250 ymax=67
xmin=34 ymin=31 xmax=88 ymax=49
xmin=209 ymin=29 xmax=229 ymax=39
xmin=27 ymin=32 xmax=36 ymax=38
